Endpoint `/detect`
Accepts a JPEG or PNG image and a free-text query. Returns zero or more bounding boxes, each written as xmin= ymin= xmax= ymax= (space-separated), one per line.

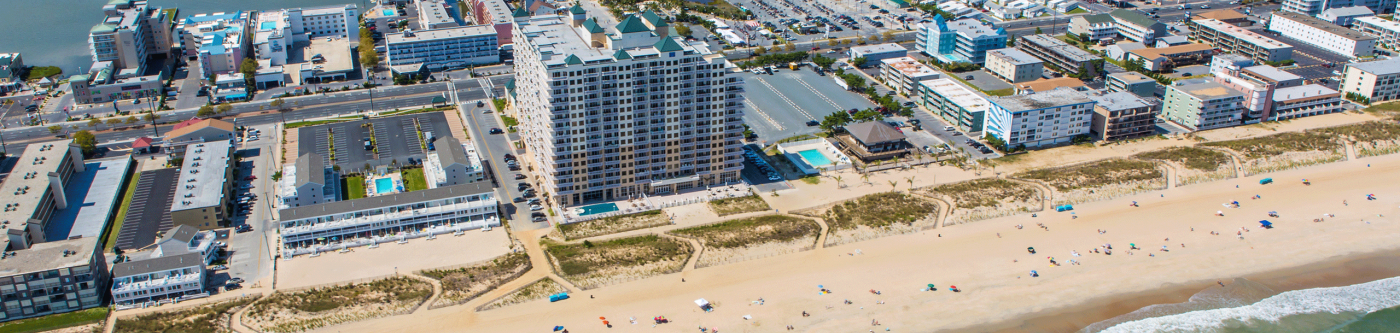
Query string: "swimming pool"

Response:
xmin=798 ymin=149 xmax=833 ymax=166
xmin=260 ymin=21 xmax=275 ymax=30
xmin=382 ymin=9 xmax=396 ymax=16
xmin=577 ymin=203 xmax=619 ymax=216
xmin=375 ymin=178 xmax=394 ymax=194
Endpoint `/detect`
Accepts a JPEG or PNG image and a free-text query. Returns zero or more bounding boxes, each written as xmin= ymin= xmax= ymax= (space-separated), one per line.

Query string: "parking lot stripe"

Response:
xmin=748 ymin=103 xmax=785 ymax=131
xmin=796 ymin=79 xmax=842 ymax=111
xmin=753 ymin=77 xmax=816 ymax=120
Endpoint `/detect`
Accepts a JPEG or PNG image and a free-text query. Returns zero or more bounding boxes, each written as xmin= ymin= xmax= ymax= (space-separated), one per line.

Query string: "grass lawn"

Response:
xmin=0 ymin=308 xmax=107 ymax=333
xmin=285 ymin=119 xmax=351 ymax=129
xmin=344 ymin=175 xmax=366 ymax=200
xmin=985 ymin=88 xmax=1015 ymax=96
xmin=104 ymin=171 xmax=143 ymax=252
xmin=1067 ymin=8 xmax=1089 ymax=14
xmin=500 ymin=115 xmax=519 ymax=133
xmin=23 ymin=66 xmax=62 ymax=81
xmin=402 ymin=168 xmax=428 ymax=192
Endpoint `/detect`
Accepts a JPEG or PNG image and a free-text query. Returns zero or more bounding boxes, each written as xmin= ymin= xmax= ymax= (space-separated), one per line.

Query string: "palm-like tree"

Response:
xmin=888 ymin=180 xmax=898 ymax=192
xmin=834 ymin=175 xmax=844 ymax=189
xmin=861 ymin=173 xmax=870 ymax=185
xmin=905 ymin=176 xmax=915 ymax=189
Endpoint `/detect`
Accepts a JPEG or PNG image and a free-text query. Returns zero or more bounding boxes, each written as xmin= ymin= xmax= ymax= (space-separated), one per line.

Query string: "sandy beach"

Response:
xmin=297 ymin=137 xmax=1400 ymax=332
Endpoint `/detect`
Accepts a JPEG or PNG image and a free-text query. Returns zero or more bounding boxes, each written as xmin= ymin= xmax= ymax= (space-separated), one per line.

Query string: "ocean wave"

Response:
xmin=1098 ymin=276 xmax=1400 ymax=333
xmin=1081 ymin=278 xmax=1277 ymax=333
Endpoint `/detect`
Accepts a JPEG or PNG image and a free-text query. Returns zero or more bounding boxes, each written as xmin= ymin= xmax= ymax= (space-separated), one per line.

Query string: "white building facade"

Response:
xmin=1341 ymin=57 xmax=1400 ymax=102
xmin=985 ymin=48 xmax=1044 ymax=83
xmin=985 ymin=88 xmax=1097 ymax=149
xmin=386 ymin=26 xmax=500 ymax=73
xmin=1268 ymin=11 xmax=1376 ymax=57
xmin=277 ymin=184 xmax=500 ymax=257
xmin=879 ymin=57 xmax=941 ymax=96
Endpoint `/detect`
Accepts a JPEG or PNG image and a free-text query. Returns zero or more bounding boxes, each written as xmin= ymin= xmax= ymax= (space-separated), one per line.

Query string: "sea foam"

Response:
xmin=1099 ymin=276 xmax=1400 ymax=332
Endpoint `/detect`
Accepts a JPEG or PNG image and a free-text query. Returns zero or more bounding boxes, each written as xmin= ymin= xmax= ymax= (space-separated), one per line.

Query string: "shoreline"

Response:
xmin=954 ymin=248 xmax=1400 ymax=333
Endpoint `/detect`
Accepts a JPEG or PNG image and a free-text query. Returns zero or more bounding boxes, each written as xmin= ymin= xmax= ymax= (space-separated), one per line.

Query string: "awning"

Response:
xmin=225 ymin=93 xmax=247 ymax=100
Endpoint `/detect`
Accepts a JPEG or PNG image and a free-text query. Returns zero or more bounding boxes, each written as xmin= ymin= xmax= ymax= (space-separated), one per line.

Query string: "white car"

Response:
xmin=530 ymin=205 xmax=544 ymax=211
xmin=1200 ymin=4 xmax=1210 ymax=8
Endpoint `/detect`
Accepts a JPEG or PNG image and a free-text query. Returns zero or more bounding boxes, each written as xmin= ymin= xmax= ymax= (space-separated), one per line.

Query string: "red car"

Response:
xmin=811 ymin=46 xmax=820 ymax=50
xmin=244 ymin=175 xmax=257 ymax=181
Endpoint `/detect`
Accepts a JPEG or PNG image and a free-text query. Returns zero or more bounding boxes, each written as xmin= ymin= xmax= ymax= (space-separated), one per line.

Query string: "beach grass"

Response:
xmin=1201 ymin=131 xmax=1341 ymax=159
xmin=921 ymin=178 xmax=1038 ymax=209
xmin=246 ymin=277 xmax=431 ymax=333
xmin=477 ymin=278 xmax=568 ymax=311
xmin=823 ymin=192 xmax=939 ymax=230
xmin=1134 ymin=147 xmax=1230 ymax=171
xmin=114 ymin=297 xmax=253 ymax=333
xmin=0 ymin=307 xmax=107 ymax=333
xmin=401 ymin=168 xmax=428 ymax=192
xmin=344 ymin=176 xmax=365 ymax=200
xmin=555 ymin=210 xmax=668 ymax=240
xmin=1313 ymin=121 xmax=1400 ymax=144
xmin=285 ymin=119 xmax=352 ymax=129
xmin=707 ymin=194 xmax=771 ymax=216
xmin=104 ymin=171 xmax=142 ymax=252
xmin=1014 ymin=158 xmax=1162 ymax=191
xmin=419 ymin=253 xmax=532 ymax=307
xmin=544 ymin=235 xmax=692 ymax=289
xmin=671 ymin=215 xmax=819 ymax=249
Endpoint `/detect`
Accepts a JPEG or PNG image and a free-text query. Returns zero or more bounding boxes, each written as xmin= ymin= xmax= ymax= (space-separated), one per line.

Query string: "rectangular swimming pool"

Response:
xmin=382 ymin=9 xmax=396 ymax=16
xmin=260 ymin=21 xmax=275 ymax=30
xmin=375 ymin=178 xmax=394 ymax=194
xmin=577 ymin=203 xmax=619 ymax=216
xmin=798 ymin=149 xmax=833 ymax=166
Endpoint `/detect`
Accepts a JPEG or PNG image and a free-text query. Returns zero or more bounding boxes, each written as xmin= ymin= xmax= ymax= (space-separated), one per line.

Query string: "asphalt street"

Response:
xmin=454 ymin=82 xmax=550 ymax=231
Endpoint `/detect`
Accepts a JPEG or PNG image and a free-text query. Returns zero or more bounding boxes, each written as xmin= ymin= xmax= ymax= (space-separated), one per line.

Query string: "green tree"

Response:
xmin=785 ymin=43 xmax=796 ymax=52
xmin=1035 ymin=27 xmax=1043 ymax=34
xmin=87 ymin=119 xmax=101 ymax=128
xmin=812 ymin=54 xmax=835 ymax=69
xmin=753 ymin=45 xmax=767 ymax=55
xmin=143 ymin=112 xmax=159 ymax=122
xmin=72 ymin=130 xmax=97 ymax=155
xmin=882 ymin=31 xmax=894 ymax=41
xmin=850 ymin=56 xmax=868 ymax=68
xmin=676 ymin=24 xmax=693 ymax=37
xmin=820 ymin=110 xmax=854 ymax=133
xmin=852 ymin=109 xmax=883 ymax=122
xmin=1007 ymin=34 xmax=1016 ymax=47
xmin=1079 ymin=32 xmax=1090 ymax=42
xmin=197 ymin=105 xmax=216 ymax=117
xmin=270 ymin=98 xmax=287 ymax=112
xmin=106 ymin=118 xmax=122 ymax=127
xmin=216 ymin=103 xmax=233 ymax=115
xmin=47 ymin=125 xmax=62 ymax=134
xmin=240 ymin=58 xmax=258 ymax=87
xmin=827 ymin=39 xmax=837 ymax=47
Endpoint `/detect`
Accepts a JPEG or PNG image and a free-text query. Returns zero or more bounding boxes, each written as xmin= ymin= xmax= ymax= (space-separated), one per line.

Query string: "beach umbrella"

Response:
xmin=1260 ymin=220 xmax=1273 ymax=227
xmin=554 ymin=326 xmax=564 ymax=331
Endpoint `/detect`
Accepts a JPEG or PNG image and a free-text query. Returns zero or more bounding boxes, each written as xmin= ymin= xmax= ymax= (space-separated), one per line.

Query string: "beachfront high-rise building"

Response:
xmin=917 ymin=78 xmax=991 ymax=133
xmin=1268 ymin=12 xmax=1376 ymax=58
xmin=1162 ymin=82 xmax=1247 ymax=131
xmin=509 ymin=12 xmax=744 ymax=207
xmin=985 ymin=88 xmax=1097 ymax=149
xmin=385 ymin=26 xmax=500 ymax=73
xmin=88 ymin=0 xmax=173 ymax=73
xmin=915 ymin=16 xmax=1007 ymax=64
xmin=1340 ymin=57 xmax=1400 ymax=103
xmin=175 ymin=12 xmax=250 ymax=75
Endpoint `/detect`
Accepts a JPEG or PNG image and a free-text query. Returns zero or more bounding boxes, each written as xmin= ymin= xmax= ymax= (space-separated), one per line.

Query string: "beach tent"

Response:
xmin=695 ymin=298 xmax=713 ymax=311
xmin=1055 ymin=205 xmax=1074 ymax=212
xmin=1259 ymin=220 xmax=1273 ymax=228
xmin=549 ymin=292 xmax=570 ymax=302
xmin=1260 ymin=178 xmax=1273 ymax=185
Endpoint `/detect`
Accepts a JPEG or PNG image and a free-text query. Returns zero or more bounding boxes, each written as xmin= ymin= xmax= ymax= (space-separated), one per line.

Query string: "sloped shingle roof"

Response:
xmin=845 ymin=121 xmax=906 ymax=145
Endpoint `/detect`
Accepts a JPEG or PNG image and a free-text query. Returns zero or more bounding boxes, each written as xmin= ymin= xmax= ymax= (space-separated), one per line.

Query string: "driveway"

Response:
xmin=455 ymin=89 xmax=548 ymax=231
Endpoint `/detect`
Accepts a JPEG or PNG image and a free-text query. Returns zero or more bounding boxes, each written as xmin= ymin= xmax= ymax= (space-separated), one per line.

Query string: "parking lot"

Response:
xmin=727 ymin=0 xmax=926 ymax=46
xmin=296 ymin=112 xmax=454 ymax=173
xmin=113 ymin=168 xmax=177 ymax=250
xmin=741 ymin=68 xmax=877 ymax=143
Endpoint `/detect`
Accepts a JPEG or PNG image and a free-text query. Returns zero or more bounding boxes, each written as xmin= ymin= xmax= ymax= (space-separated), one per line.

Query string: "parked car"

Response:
xmin=210 ymin=265 xmax=228 ymax=270
xmin=489 ymin=128 xmax=504 ymax=134
xmin=529 ymin=205 xmax=544 ymax=211
xmin=235 ymin=224 xmax=253 ymax=233
xmin=227 ymin=277 xmax=245 ymax=284
xmin=514 ymin=174 xmax=527 ymax=180
xmin=532 ymin=216 xmax=548 ymax=222
xmin=806 ymin=120 xmax=820 ymax=126
xmin=513 ymin=197 xmax=526 ymax=203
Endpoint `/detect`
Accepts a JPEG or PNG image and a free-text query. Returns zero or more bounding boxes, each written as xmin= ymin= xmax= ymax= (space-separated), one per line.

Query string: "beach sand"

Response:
xmin=306 ymin=147 xmax=1400 ymax=333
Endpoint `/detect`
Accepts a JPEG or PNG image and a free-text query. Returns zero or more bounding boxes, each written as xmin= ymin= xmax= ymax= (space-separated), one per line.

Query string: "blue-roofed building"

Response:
xmin=915 ymin=16 xmax=1007 ymax=64
xmin=176 ymin=11 xmax=250 ymax=75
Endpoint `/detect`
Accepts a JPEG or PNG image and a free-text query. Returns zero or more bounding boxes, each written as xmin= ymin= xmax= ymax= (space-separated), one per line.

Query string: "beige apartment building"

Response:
xmin=985 ymin=48 xmax=1043 ymax=83
xmin=509 ymin=13 xmax=745 ymax=207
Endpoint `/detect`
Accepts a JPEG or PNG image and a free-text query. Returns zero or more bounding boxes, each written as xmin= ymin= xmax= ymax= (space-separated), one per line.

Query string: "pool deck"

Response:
xmin=560 ymin=182 xmax=753 ymax=223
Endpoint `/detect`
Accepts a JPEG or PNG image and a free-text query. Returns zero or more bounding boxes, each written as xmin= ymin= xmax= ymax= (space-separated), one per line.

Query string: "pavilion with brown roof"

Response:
xmin=835 ymin=121 xmax=910 ymax=162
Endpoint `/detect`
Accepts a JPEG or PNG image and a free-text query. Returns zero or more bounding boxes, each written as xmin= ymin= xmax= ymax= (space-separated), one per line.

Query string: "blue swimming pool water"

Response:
xmin=798 ymin=149 xmax=833 ymax=166
xmin=382 ymin=9 xmax=396 ymax=16
xmin=375 ymin=178 xmax=394 ymax=194
xmin=578 ymin=203 xmax=619 ymax=216
xmin=260 ymin=21 xmax=275 ymax=30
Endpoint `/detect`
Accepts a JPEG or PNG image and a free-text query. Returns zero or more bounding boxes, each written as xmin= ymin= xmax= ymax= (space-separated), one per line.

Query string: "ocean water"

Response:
xmin=1082 ymin=276 xmax=1400 ymax=333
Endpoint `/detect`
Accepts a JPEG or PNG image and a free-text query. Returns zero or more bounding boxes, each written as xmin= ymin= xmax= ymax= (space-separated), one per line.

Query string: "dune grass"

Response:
xmin=0 ymin=307 xmax=108 ymax=333
xmin=822 ymin=192 xmax=938 ymax=230
xmin=115 ymin=298 xmax=255 ymax=333
xmin=671 ymin=215 xmax=818 ymax=249
xmin=1201 ymin=131 xmax=1341 ymax=159
xmin=922 ymin=178 xmax=1038 ymax=209
xmin=420 ymin=253 xmax=532 ymax=307
xmin=1134 ymin=146 xmax=1230 ymax=171
xmin=555 ymin=210 xmax=668 ymax=240
xmin=1014 ymin=159 xmax=1162 ymax=191
xmin=707 ymin=195 xmax=771 ymax=216
xmin=545 ymin=235 xmax=691 ymax=277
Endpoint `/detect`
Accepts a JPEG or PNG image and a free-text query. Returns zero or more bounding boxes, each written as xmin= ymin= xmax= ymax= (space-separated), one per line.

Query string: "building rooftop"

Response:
xmin=990 ymin=87 xmax=1094 ymax=112
xmin=1195 ymin=9 xmax=1246 ymax=21
xmin=850 ymin=43 xmax=908 ymax=55
xmin=880 ymin=57 xmax=940 ymax=77
xmin=294 ymin=153 xmax=325 ymax=188
xmin=416 ymin=0 xmax=456 ymax=28
xmin=1109 ymin=71 xmax=1155 ymax=83
xmin=479 ymin=0 xmax=514 ymax=24
xmin=1241 ymin=65 xmax=1303 ymax=82
xmin=0 ymin=141 xmax=76 ymax=249
xmin=1174 ymin=82 xmax=1244 ymax=99
xmin=279 ymin=182 xmax=494 ymax=221
xmin=1089 ymin=91 xmax=1151 ymax=111
xmin=1273 ymin=84 xmax=1339 ymax=102
xmin=44 ymin=158 xmax=131 ymax=241
xmin=1272 ymin=12 xmax=1374 ymax=41
xmin=920 ymin=79 xmax=991 ymax=111
xmin=516 ymin=14 xmax=709 ymax=68
xmin=987 ymin=48 xmax=1042 ymax=65
xmin=946 ymin=18 xmax=1003 ymax=39
xmin=1079 ymin=13 xmax=1113 ymax=24
xmin=165 ymin=118 xmax=234 ymax=141
xmin=1193 ymin=19 xmax=1293 ymax=50
xmin=436 ymin=137 xmax=471 ymax=167
xmin=1110 ymin=9 xmax=1162 ymax=28
xmin=296 ymin=37 xmax=354 ymax=76
xmin=171 ymin=140 xmax=231 ymax=212
xmin=1022 ymin=34 xmax=1101 ymax=62
xmin=387 ymin=25 xmax=495 ymax=44
xmin=1355 ymin=16 xmax=1400 ymax=30
xmin=1157 ymin=35 xmax=1190 ymax=45
xmin=1346 ymin=57 xmax=1400 ymax=75
xmin=1320 ymin=6 xmax=1375 ymax=19
xmin=0 ymin=237 xmax=99 ymax=277
xmin=1017 ymin=77 xmax=1087 ymax=93
xmin=299 ymin=4 xmax=356 ymax=16
xmin=1128 ymin=43 xmax=1214 ymax=59
xmin=111 ymin=252 xmax=203 ymax=278
xmin=846 ymin=121 xmax=906 ymax=144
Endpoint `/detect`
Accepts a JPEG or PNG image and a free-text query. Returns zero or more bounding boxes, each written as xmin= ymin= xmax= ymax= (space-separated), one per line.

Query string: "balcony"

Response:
xmin=112 ymin=273 xmax=203 ymax=293
xmin=281 ymin=201 xmax=498 ymax=237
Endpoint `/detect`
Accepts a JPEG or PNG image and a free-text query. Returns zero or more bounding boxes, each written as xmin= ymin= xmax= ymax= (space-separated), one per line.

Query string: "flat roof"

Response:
xmin=387 ymin=25 xmax=496 ymax=44
xmin=989 ymin=87 xmax=1094 ymax=112
xmin=1021 ymin=34 xmax=1101 ymax=62
xmin=1109 ymin=71 xmax=1155 ymax=83
xmin=416 ymin=0 xmax=456 ymax=27
xmin=1128 ymin=43 xmax=1214 ymax=59
xmin=946 ymin=18 xmax=1001 ymax=39
xmin=111 ymin=252 xmax=203 ymax=278
xmin=45 ymin=158 xmax=131 ymax=241
xmin=880 ymin=57 xmax=940 ymax=77
xmin=987 ymin=48 xmax=1042 ymax=65
xmin=1017 ymin=77 xmax=1086 ymax=93
xmin=299 ymin=4 xmax=356 ymax=16
xmin=850 ymin=43 xmax=908 ymax=55
xmin=297 ymin=37 xmax=354 ymax=75
xmin=1173 ymin=82 xmax=1244 ymax=99
xmin=478 ymin=0 xmax=513 ymax=24
xmin=1273 ymin=84 xmax=1339 ymax=102
xmin=1193 ymin=19 xmax=1293 ymax=50
xmin=1355 ymin=16 xmax=1400 ymax=32
xmin=0 ymin=237 xmax=99 ymax=277
xmin=0 ymin=141 xmax=75 ymax=248
xmin=172 ymin=140 xmax=231 ymax=211
xmin=1241 ymin=65 xmax=1303 ymax=82
xmin=516 ymin=14 xmax=712 ymax=68
xmin=920 ymin=79 xmax=991 ymax=111
xmin=1321 ymin=6 xmax=1374 ymax=18
xmin=1195 ymin=9 xmax=1246 ymax=21
xmin=1089 ymin=91 xmax=1151 ymax=111
xmin=1272 ymin=12 xmax=1375 ymax=41
xmin=1347 ymin=57 xmax=1400 ymax=75
xmin=278 ymin=182 xmax=495 ymax=221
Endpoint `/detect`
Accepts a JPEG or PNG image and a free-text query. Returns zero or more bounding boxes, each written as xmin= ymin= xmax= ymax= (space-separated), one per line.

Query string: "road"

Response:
xmin=450 ymin=80 xmax=552 ymax=231
xmin=0 ymin=76 xmax=514 ymax=154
